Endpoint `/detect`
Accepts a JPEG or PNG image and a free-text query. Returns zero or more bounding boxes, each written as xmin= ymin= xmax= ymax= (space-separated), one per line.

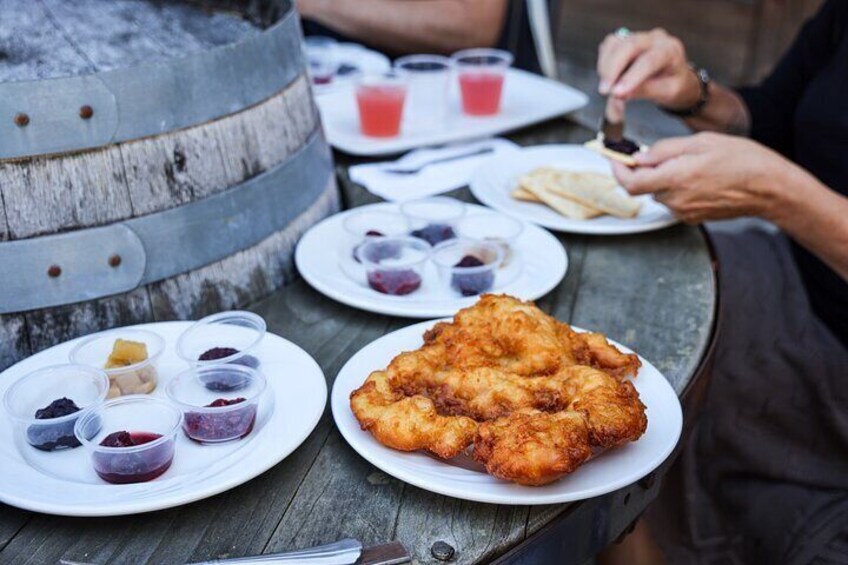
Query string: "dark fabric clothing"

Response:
xmin=648 ymin=221 xmax=848 ymax=564
xmin=301 ymin=1 xmax=542 ymax=74
xmin=737 ymin=0 xmax=848 ymax=348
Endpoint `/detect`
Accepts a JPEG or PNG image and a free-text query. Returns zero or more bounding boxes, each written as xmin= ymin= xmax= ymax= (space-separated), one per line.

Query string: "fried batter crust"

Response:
xmin=350 ymin=370 xmax=478 ymax=459
xmin=349 ymin=295 xmax=648 ymax=485
xmin=473 ymin=409 xmax=594 ymax=486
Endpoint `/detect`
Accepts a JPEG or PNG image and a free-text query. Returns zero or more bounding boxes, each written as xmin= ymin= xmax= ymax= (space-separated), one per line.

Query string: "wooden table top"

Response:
xmin=0 ymin=117 xmax=717 ymax=565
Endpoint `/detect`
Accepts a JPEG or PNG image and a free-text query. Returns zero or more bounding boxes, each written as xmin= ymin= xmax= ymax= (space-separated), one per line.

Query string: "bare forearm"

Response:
xmin=298 ymin=0 xmax=506 ymax=55
xmin=763 ymin=162 xmax=848 ymax=281
xmin=682 ymin=81 xmax=751 ymax=135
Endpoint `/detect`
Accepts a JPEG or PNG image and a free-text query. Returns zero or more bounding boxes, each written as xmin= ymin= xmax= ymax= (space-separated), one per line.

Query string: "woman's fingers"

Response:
xmin=597 ymin=32 xmax=654 ymax=94
xmin=633 ymin=136 xmax=699 ymax=166
xmin=610 ymin=47 xmax=668 ymax=98
xmin=613 ymin=153 xmax=693 ymax=196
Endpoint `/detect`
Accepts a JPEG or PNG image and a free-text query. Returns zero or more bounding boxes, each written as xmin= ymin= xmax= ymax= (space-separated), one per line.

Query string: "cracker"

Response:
xmin=584 ymin=138 xmax=639 ymax=167
xmin=511 ymin=186 xmax=543 ymax=203
xmin=546 ymin=178 xmax=641 ymax=218
xmin=557 ymin=170 xmax=618 ymax=193
xmin=521 ymin=176 xmax=604 ymax=220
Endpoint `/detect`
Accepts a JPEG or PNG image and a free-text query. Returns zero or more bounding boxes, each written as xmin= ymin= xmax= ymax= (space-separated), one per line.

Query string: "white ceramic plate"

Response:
xmin=316 ymin=69 xmax=588 ymax=156
xmin=0 ymin=322 xmax=327 ymax=517
xmin=332 ymin=319 xmax=682 ymax=505
xmin=312 ymin=42 xmax=391 ymax=95
xmin=470 ymin=144 xmax=678 ymax=235
xmin=295 ymin=203 xmax=568 ymax=318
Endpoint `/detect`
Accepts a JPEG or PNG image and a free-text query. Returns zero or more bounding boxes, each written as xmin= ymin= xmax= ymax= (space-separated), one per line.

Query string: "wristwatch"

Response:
xmin=661 ymin=63 xmax=711 ymax=118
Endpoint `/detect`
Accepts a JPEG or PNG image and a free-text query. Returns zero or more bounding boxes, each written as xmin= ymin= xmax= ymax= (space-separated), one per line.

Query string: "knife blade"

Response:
xmin=599 ymin=96 xmax=625 ymax=143
xmin=57 ymin=540 xmax=411 ymax=565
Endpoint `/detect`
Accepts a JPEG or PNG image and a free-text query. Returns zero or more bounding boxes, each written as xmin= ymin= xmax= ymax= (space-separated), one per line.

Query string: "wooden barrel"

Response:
xmin=0 ymin=0 xmax=339 ymax=370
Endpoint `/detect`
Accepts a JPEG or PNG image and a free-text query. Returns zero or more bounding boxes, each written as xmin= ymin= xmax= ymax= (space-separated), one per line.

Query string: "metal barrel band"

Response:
xmin=0 ymin=2 xmax=303 ymax=161
xmin=0 ymin=131 xmax=333 ymax=314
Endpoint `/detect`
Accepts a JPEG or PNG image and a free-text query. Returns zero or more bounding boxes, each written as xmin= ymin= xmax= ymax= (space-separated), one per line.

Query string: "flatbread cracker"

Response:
xmin=584 ymin=138 xmax=639 ymax=167
xmin=556 ymin=170 xmax=618 ymax=193
xmin=511 ymin=186 xmax=543 ymax=203
xmin=546 ymin=178 xmax=641 ymax=218
xmin=521 ymin=176 xmax=604 ymax=220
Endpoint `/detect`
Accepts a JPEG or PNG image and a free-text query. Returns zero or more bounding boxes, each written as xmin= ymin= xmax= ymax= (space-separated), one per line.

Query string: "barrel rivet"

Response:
xmin=79 ymin=105 xmax=94 ymax=119
xmin=14 ymin=113 xmax=29 ymax=127
xmin=108 ymin=254 xmax=122 ymax=267
xmin=431 ymin=541 xmax=455 ymax=561
xmin=47 ymin=265 xmax=62 ymax=278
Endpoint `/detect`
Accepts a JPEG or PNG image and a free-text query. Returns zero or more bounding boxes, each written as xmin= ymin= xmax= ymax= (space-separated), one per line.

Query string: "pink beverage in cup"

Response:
xmin=356 ymin=73 xmax=408 ymax=137
xmin=452 ymin=48 xmax=514 ymax=116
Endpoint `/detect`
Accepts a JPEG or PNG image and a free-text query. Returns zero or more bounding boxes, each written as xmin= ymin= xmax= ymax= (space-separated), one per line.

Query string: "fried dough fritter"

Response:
xmin=390 ymin=294 xmax=641 ymax=381
xmin=349 ymin=295 xmax=648 ymax=486
xmin=350 ymin=370 xmax=478 ymax=459
xmin=473 ymin=409 xmax=593 ymax=486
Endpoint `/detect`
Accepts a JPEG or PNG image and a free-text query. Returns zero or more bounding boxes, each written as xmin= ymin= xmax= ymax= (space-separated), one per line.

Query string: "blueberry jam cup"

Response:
xmin=176 ymin=311 xmax=266 ymax=371
xmin=400 ymin=197 xmax=466 ymax=246
xmin=355 ymin=236 xmax=430 ymax=296
xmin=341 ymin=209 xmax=410 ymax=267
xmin=74 ymin=396 xmax=181 ymax=484
xmin=70 ymin=329 xmax=164 ymax=398
xmin=4 ymin=364 xmax=109 ymax=452
xmin=432 ymin=238 xmax=504 ymax=297
xmin=166 ymin=365 xmax=266 ymax=444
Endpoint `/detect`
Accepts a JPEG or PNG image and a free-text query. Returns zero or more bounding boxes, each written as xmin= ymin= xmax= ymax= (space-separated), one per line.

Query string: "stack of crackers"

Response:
xmin=512 ymin=167 xmax=641 ymax=220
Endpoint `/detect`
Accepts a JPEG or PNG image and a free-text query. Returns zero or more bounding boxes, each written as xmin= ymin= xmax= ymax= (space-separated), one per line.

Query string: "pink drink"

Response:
xmin=356 ymin=84 xmax=407 ymax=137
xmin=458 ymin=72 xmax=505 ymax=116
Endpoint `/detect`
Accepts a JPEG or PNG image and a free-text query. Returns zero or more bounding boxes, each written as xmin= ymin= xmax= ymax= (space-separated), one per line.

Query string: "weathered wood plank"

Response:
xmin=568 ymin=227 xmax=715 ymax=393
xmin=24 ymin=287 xmax=153 ymax=355
xmin=266 ymin=430 xmax=406 ymax=553
xmin=120 ymin=123 xmax=230 ymax=215
xmin=211 ymin=76 xmax=317 ymax=188
xmin=393 ymin=489 xmax=529 ymax=564
xmin=0 ymin=314 xmax=29 ymax=372
xmin=2 ymin=0 xmax=258 ymax=83
xmin=149 ymin=176 xmax=339 ymax=320
xmin=0 ymin=146 xmax=131 ymax=239
xmin=0 ymin=0 xmax=94 ymax=83
xmin=0 ymin=503 xmax=29 ymax=552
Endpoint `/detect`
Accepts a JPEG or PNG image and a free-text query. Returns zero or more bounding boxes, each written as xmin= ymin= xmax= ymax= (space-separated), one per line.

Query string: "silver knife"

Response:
xmin=58 ymin=539 xmax=411 ymax=565
xmin=599 ymin=95 xmax=625 ymax=142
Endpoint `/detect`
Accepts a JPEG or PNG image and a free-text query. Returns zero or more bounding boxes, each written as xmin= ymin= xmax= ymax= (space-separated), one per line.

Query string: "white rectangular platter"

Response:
xmin=316 ymin=68 xmax=589 ymax=157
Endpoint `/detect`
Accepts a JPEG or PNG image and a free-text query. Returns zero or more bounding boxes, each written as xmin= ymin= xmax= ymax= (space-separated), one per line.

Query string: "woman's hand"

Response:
xmin=611 ymin=133 xmax=792 ymax=224
xmin=597 ymin=28 xmax=700 ymax=110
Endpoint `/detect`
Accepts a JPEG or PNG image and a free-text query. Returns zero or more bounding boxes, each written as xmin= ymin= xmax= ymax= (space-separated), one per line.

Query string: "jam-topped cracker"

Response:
xmin=584 ymin=138 xmax=645 ymax=167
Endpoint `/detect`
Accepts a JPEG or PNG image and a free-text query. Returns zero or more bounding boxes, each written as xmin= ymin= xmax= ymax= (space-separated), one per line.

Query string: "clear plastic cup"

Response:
xmin=176 ymin=311 xmax=266 ymax=369
xmin=456 ymin=212 xmax=524 ymax=284
xmin=400 ymin=197 xmax=466 ymax=246
xmin=355 ymin=236 xmax=430 ymax=296
xmin=355 ymin=71 xmax=408 ymax=137
xmin=305 ymin=36 xmax=340 ymax=86
xmin=70 ymin=329 xmax=164 ymax=398
xmin=394 ymin=54 xmax=451 ymax=132
xmin=166 ymin=365 xmax=266 ymax=444
xmin=339 ymin=209 xmax=411 ymax=281
xmin=74 ymin=395 xmax=182 ymax=484
xmin=432 ymin=238 xmax=504 ymax=297
xmin=4 ymin=364 xmax=109 ymax=452
xmin=451 ymin=48 xmax=513 ymax=116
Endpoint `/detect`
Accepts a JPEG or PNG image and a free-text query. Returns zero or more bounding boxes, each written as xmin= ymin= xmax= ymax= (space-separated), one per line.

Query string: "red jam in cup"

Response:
xmin=94 ymin=431 xmax=173 ymax=484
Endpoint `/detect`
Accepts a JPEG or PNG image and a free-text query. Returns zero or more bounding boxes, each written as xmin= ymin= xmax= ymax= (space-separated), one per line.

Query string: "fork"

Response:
xmin=380 ymin=146 xmax=495 ymax=175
